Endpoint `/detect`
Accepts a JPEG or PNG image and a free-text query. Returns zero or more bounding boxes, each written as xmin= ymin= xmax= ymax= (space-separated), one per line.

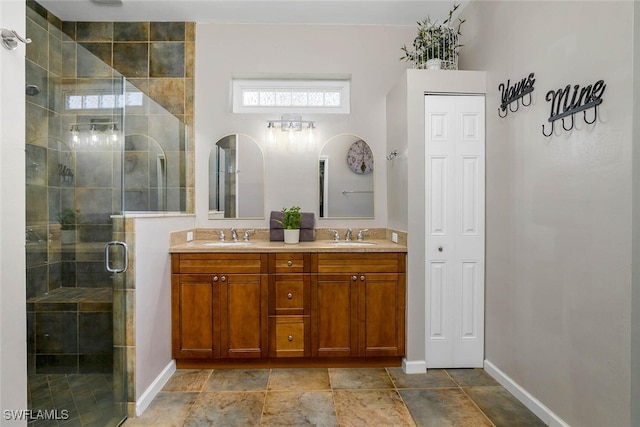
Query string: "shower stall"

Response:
xmin=25 ymin=4 xmax=187 ymax=424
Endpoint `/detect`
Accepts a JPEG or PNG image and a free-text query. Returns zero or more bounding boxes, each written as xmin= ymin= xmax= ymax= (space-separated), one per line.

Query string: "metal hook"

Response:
xmin=562 ymin=114 xmax=574 ymax=132
xmin=498 ymin=106 xmax=508 ymax=118
xmin=1 ymin=28 xmax=31 ymax=50
xmin=508 ymin=99 xmax=519 ymax=113
xmin=584 ymin=104 xmax=598 ymax=124
xmin=522 ymin=92 xmax=532 ymax=107
xmin=542 ymin=121 xmax=554 ymax=137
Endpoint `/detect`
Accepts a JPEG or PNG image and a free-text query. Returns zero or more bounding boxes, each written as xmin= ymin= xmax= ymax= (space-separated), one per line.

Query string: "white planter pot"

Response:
xmin=284 ymin=229 xmax=300 ymax=245
xmin=426 ymin=58 xmax=442 ymax=70
xmin=61 ymin=230 xmax=76 ymax=245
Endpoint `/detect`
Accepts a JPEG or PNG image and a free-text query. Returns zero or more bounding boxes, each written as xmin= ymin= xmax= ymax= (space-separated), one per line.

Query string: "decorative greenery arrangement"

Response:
xmin=400 ymin=3 xmax=465 ymax=69
xmin=56 ymin=208 xmax=80 ymax=230
xmin=276 ymin=206 xmax=302 ymax=230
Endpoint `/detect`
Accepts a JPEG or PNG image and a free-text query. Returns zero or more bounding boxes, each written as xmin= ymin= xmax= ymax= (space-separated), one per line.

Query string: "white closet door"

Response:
xmin=425 ymin=94 xmax=485 ymax=368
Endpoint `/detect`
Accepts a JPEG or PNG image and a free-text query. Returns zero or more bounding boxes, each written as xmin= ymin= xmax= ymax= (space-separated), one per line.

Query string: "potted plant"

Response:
xmin=276 ymin=206 xmax=302 ymax=244
xmin=400 ymin=3 xmax=465 ymax=70
xmin=57 ymin=208 xmax=79 ymax=244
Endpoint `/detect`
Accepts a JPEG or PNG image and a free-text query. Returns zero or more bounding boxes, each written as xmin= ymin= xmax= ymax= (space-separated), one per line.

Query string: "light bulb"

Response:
xmin=266 ymin=122 xmax=276 ymax=148
xmin=307 ymin=122 xmax=316 ymax=151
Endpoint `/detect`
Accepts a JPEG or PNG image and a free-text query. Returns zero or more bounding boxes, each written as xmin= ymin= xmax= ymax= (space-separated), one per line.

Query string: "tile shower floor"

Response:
xmin=27 ymin=373 xmax=124 ymax=427
xmin=124 ymin=367 xmax=545 ymax=427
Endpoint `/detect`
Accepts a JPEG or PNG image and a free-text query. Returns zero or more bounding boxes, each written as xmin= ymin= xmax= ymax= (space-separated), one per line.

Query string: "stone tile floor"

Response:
xmin=124 ymin=367 xmax=546 ymax=427
xmin=27 ymin=373 xmax=125 ymax=427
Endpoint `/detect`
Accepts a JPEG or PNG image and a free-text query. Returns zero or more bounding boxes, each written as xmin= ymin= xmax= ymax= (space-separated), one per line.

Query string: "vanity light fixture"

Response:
xmin=266 ymin=115 xmax=316 ymax=132
xmin=266 ymin=115 xmax=317 ymax=151
xmin=69 ymin=121 xmax=120 ymax=147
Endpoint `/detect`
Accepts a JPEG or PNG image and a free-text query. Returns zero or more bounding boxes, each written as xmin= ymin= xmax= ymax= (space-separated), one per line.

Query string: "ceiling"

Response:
xmin=37 ymin=0 xmax=468 ymax=25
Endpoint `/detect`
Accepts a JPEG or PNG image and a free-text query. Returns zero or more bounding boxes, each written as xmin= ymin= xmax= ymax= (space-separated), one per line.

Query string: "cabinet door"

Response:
xmin=172 ymin=274 xmax=219 ymax=358
xmin=311 ymin=274 xmax=358 ymax=357
xmin=358 ymin=273 xmax=406 ymax=357
xmin=220 ymin=273 xmax=268 ymax=358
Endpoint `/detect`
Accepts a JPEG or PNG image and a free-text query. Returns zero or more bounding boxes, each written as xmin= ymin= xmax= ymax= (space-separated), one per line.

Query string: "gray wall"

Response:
xmin=460 ymin=2 xmax=634 ymax=426
xmin=0 ymin=0 xmax=28 ymax=422
xmin=632 ymin=4 xmax=640 ymax=427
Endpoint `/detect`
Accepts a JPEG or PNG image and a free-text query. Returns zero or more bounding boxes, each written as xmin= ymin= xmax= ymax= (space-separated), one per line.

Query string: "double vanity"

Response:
xmin=169 ymin=229 xmax=407 ymax=368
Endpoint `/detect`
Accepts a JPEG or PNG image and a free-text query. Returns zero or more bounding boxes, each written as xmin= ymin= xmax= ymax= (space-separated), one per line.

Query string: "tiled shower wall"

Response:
xmin=25 ymin=0 xmax=194 ymax=376
xmin=26 ymin=0 xmax=194 ymax=294
xmin=62 ymin=18 xmax=195 ymax=215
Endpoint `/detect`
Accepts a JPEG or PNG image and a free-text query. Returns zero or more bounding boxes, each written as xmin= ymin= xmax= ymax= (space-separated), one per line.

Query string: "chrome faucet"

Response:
xmin=216 ymin=230 xmax=225 ymax=241
xmin=243 ymin=229 xmax=255 ymax=241
xmin=230 ymin=228 xmax=238 ymax=242
xmin=329 ymin=229 xmax=340 ymax=241
xmin=345 ymin=228 xmax=353 ymax=241
xmin=357 ymin=229 xmax=369 ymax=241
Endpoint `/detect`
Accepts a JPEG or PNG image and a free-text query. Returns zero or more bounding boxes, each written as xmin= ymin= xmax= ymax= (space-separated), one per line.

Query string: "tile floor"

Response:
xmin=124 ymin=367 xmax=546 ymax=427
xmin=27 ymin=373 xmax=125 ymax=426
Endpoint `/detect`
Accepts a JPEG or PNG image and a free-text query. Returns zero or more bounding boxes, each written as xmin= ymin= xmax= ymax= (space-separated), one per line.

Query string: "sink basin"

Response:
xmin=202 ymin=241 xmax=255 ymax=247
xmin=330 ymin=241 xmax=377 ymax=246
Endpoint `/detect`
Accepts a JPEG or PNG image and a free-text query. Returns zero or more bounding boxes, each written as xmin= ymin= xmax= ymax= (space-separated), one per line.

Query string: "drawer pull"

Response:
xmin=221 ymin=276 xmax=226 ymax=282
xmin=213 ymin=276 xmax=219 ymax=282
xmin=287 ymin=293 xmax=293 ymax=299
xmin=288 ymin=335 xmax=293 ymax=341
xmin=352 ymin=275 xmax=357 ymax=281
xmin=360 ymin=275 xmax=365 ymax=281
xmin=287 ymin=260 xmax=293 ymax=266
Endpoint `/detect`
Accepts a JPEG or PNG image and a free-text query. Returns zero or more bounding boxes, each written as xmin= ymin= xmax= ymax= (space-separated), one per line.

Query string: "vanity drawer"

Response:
xmin=274 ymin=316 xmax=307 ymax=357
xmin=273 ymin=253 xmax=306 ymax=273
xmin=316 ymin=253 xmax=405 ymax=274
xmin=275 ymin=280 xmax=305 ymax=313
xmin=174 ymin=253 xmax=265 ymax=274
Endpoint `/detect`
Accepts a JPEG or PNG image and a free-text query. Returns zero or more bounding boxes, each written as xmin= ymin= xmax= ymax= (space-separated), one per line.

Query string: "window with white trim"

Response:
xmin=232 ymin=78 xmax=350 ymax=114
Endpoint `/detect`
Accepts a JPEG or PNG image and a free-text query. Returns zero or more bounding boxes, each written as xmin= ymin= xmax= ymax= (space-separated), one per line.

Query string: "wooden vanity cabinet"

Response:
xmin=171 ymin=253 xmax=268 ymax=359
xmin=311 ymin=253 xmax=406 ymax=358
xmin=172 ymin=250 xmax=405 ymax=366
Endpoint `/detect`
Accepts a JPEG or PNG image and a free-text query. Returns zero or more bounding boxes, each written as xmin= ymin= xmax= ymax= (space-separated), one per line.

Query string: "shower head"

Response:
xmin=25 ymin=84 xmax=40 ymax=96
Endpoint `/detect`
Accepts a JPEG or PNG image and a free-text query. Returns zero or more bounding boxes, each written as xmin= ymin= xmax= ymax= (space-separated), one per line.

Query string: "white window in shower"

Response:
xmin=65 ymin=91 xmax=144 ymax=111
xmin=232 ymin=78 xmax=350 ymax=114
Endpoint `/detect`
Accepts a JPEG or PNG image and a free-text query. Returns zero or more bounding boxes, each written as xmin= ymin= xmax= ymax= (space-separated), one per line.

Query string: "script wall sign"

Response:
xmin=542 ymin=79 xmax=605 ymax=137
xmin=498 ymin=72 xmax=535 ymax=118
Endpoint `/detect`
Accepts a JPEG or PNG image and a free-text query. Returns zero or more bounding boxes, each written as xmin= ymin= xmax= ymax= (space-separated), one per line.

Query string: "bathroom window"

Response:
xmin=232 ymin=78 xmax=350 ymax=114
xmin=65 ymin=91 xmax=144 ymax=111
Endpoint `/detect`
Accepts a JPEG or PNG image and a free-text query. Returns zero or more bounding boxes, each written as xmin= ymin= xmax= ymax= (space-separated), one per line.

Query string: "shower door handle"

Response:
xmin=105 ymin=241 xmax=128 ymax=273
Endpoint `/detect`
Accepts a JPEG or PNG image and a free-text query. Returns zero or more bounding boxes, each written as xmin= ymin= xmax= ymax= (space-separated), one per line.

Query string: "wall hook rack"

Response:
xmin=1 ymin=28 xmax=31 ymax=50
xmin=498 ymin=73 xmax=535 ymax=118
xmin=542 ymin=79 xmax=605 ymax=137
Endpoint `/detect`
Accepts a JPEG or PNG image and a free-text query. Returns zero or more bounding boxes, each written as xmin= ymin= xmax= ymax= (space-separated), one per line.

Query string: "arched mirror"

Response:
xmin=209 ymin=134 xmax=265 ymax=219
xmin=319 ymin=134 xmax=374 ymax=218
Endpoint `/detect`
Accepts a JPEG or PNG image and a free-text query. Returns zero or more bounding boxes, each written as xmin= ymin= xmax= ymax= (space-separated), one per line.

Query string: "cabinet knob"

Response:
xmin=221 ymin=276 xmax=226 ymax=282
xmin=288 ymin=335 xmax=293 ymax=341
xmin=213 ymin=276 xmax=219 ymax=282
xmin=287 ymin=260 xmax=293 ymax=266
xmin=287 ymin=293 xmax=293 ymax=299
xmin=438 ymin=246 xmax=443 ymax=252
xmin=352 ymin=275 xmax=357 ymax=281
xmin=360 ymin=275 xmax=365 ymax=281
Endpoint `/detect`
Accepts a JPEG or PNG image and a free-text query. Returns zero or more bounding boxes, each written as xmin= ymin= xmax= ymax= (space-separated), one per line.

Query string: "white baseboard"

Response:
xmin=484 ymin=360 xmax=569 ymax=427
xmin=135 ymin=360 xmax=176 ymax=417
xmin=402 ymin=358 xmax=427 ymax=374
